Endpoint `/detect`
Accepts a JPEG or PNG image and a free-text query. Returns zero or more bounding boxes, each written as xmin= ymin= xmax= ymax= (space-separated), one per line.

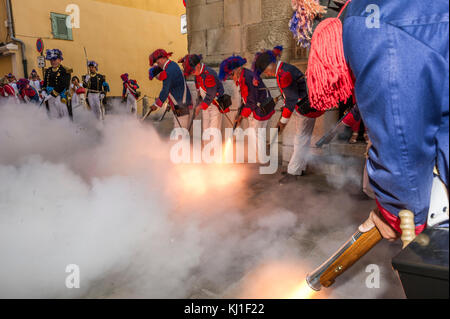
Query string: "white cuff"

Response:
xmin=280 ymin=116 xmax=289 ymax=124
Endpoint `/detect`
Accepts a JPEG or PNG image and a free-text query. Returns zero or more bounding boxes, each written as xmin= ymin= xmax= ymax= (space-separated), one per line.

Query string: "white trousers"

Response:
xmin=88 ymin=93 xmax=104 ymax=121
xmin=126 ymin=92 xmax=137 ymax=114
xmin=72 ymin=93 xmax=86 ymax=109
xmin=202 ymin=105 xmax=222 ymax=131
xmin=47 ymin=96 xmax=67 ymax=119
xmin=173 ymin=109 xmax=191 ymax=130
xmin=248 ymin=116 xmax=269 ymax=163
xmin=287 ymin=112 xmax=316 ymax=175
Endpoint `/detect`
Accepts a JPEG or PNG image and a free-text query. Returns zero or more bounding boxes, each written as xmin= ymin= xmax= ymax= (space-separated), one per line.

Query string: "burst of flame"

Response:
xmin=173 ymin=163 xmax=246 ymax=199
xmin=222 ymin=138 xmax=233 ymax=163
xmin=232 ymin=261 xmax=321 ymax=299
xmin=287 ymin=281 xmax=316 ymax=299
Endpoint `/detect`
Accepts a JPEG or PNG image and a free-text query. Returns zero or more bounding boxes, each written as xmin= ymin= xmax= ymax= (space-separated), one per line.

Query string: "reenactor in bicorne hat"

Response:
xmin=41 ymin=49 xmax=72 ymax=118
xmin=83 ymin=61 xmax=108 ymax=121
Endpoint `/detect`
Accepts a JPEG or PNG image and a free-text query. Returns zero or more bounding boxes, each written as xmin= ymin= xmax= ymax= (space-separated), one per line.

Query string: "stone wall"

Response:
xmin=187 ymin=0 xmax=295 ymax=67
xmin=186 ymin=1 xmax=359 ymax=169
xmin=186 ymin=0 xmax=339 ymax=69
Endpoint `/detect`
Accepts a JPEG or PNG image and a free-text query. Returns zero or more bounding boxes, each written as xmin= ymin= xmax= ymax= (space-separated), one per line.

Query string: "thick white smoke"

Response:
xmin=0 ymin=102 xmax=403 ymax=299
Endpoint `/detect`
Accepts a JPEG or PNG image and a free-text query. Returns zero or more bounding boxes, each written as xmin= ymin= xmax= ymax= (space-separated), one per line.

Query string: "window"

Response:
xmin=50 ymin=13 xmax=73 ymax=40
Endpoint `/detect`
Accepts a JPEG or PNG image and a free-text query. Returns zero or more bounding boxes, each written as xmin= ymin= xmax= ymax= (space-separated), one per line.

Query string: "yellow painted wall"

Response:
xmin=0 ymin=55 xmax=13 ymax=76
xmin=94 ymin=0 xmax=186 ymax=16
xmin=0 ymin=0 xmax=8 ymax=42
xmin=5 ymin=0 xmax=187 ymax=99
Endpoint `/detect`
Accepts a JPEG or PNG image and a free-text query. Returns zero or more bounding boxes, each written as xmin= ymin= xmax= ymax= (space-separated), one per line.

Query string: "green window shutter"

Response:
xmin=50 ymin=13 xmax=73 ymax=40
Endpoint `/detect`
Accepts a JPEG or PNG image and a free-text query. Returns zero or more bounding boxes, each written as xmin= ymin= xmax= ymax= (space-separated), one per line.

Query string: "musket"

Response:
xmin=215 ymin=97 xmax=234 ymax=127
xmin=39 ymin=95 xmax=47 ymax=107
xmin=142 ymin=100 xmax=172 ymax=122
xmin=83 ymin=47 xmax=90 ymax=76
xmin=306 ymin=225 xmax=382 ymax=291
xmin=155 ymin=103 xmax=183 ymax=127
xmin=136 ymin=95 xmax=152 ymax=104
xmin=136 ymin=96 xmax=160 ymax=121
xmin=66 ymin=95 xmax=74 ymax=121
xmin=82 ymin=47 xmax=92 ymax=94
xmin=141 ymin=107 xmax=154 ymax=121
xmin=315 ymin=112 xmax=349 ymax=148
xmin=307 ymin=170 xmax=450 ymax=292
xmin=158 ymin=103 xmax=171 ymax=122
xmin=187 ymin=94 xmax=235 ymax=131
xmin=171 ymin=107 xmax=183 ymax=128
xmin=187 ymin=95 xmax=202 ymax=132
xmin=267 ymin=95 xmax=285 ymax=146
xmin=233 ymin=103 xmax=245 ymax=131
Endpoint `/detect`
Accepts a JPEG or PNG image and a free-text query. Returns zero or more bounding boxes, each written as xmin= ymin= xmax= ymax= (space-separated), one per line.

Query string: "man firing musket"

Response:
xmin=147 ymin=49 xmax=192 ymax=129
xmin=179 ymin=54 xmax=232 ymax=134
xmin=252 ymin=46 xmax=325 ymax=184
xmin=219 ymin=55 xmax=276 ymax=161
xmin=146 ymin=65 xmax=182 ymax=128
xmin=301 ymin=0 xmax=449 ymax=293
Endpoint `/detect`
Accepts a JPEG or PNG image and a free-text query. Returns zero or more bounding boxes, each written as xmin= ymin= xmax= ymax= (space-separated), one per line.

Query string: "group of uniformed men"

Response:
xmin=146 ymin=47 xmax=325 ymax=184
xmin=0 ymin=49 xmax=140 ymax=122
xmin=0 ymin=45 xmax=365 ymax=185
xmin=0 ymin=0 xmax=448 ymax=243
xmin=145 ymin=0 xmax=449 ymax=242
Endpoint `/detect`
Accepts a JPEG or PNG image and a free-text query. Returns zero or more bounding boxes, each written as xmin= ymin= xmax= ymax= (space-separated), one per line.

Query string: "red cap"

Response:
xmin=149 ymin=49 xmax=173 ymax=66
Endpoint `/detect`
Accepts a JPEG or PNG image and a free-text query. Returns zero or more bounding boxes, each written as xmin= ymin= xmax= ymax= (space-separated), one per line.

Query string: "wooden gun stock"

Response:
xmin=307 ymin=227 xmax=382 ymax=290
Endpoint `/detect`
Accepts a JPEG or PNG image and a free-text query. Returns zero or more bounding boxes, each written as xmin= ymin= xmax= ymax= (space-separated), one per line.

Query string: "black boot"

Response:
xmin=279 ymin=173 xmax=300 ymax=185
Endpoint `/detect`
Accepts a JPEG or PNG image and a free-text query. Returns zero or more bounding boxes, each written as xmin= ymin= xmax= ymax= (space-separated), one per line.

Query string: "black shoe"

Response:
xmin=338 ymin=126 xmax=352 ymax=141
xmin=279 ymin=174 xmax=299 ymax=185
xmin=281 ymin=170 xmax=304 ymax=176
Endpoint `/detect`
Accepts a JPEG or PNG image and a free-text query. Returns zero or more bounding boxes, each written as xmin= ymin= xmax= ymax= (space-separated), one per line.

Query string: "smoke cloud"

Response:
xmin=0 ymin=102 xmax=403 ymax=299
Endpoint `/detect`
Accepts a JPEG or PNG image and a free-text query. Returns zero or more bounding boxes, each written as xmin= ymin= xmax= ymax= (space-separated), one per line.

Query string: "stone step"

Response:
xmin=281 ymin=140 xmax=367 ymax=189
